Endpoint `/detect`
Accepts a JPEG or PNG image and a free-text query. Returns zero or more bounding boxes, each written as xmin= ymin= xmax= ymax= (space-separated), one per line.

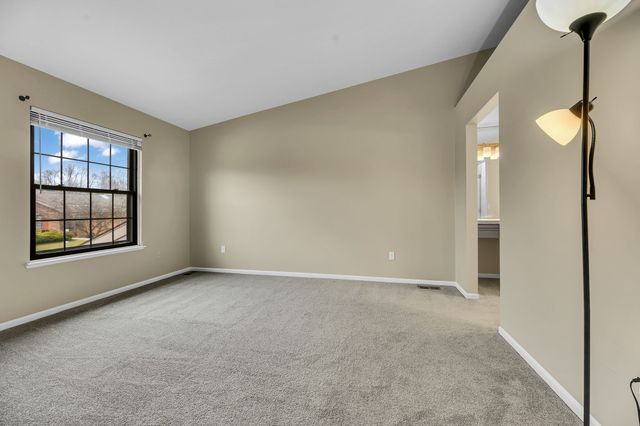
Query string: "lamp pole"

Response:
xmin=535 ymin=0 xmax=633 ymax=422
xmin=568 ymin=12 xmax=606 ymax=426
xmin=580 ymin=35 xmax=592 ymax=426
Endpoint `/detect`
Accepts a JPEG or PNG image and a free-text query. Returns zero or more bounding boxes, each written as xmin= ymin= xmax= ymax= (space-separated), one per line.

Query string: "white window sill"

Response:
xmin=25 ymin=245 xmax=146 ymax=269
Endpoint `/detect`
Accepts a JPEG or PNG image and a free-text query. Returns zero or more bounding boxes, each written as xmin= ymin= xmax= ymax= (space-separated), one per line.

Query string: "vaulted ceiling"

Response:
xmin=0 ymin=0 xmax=525 ymax=130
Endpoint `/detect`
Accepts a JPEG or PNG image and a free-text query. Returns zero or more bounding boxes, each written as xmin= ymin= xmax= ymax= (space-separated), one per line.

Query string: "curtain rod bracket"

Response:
xmin=18 ymin=95 xmax=30 ymax=102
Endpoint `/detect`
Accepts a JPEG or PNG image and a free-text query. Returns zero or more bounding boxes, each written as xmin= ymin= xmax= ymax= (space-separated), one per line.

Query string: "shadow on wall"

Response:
xmin=457 ymin=0 xmax=528 ymax=101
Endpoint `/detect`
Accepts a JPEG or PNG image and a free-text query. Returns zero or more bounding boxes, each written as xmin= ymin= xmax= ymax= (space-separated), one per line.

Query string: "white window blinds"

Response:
xmin=30 ymin=107 xmax=142 ymax=151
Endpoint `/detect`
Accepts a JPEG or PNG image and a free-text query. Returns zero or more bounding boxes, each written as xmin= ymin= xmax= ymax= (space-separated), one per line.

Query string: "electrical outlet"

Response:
xmin=220 ymin=245 xmax=226 ymax=254
xmin=388 ymin=251 xmax=395 ymax=261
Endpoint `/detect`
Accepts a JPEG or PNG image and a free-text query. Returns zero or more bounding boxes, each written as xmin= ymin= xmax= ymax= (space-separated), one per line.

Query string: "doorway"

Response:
xmin=475 ymin=100 xmax=500 ymax=298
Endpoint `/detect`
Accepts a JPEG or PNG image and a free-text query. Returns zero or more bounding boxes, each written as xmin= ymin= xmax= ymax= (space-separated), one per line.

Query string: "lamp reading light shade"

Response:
xmin=536 ymin=101 xmax=593 ymax=145
xmin=536 ymin=109 xmax=581 ymax=145
xmin=535 ymin=0 xmax=631 ymax=32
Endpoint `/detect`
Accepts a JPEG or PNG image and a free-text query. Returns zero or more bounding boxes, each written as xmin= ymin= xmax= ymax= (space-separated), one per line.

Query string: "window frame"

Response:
xmin=29 ymin=125 xmax=140 ymax=261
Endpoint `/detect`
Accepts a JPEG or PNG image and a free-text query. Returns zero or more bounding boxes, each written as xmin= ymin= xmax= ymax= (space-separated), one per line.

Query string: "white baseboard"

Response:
xmin=0 ymin=267 xmax=191 ymax=333
xmin=192 ymin=267 xmax=480 ymax=300
xmin=479 ymin=273 xmax=500 ymax=279
xmin=0 ymin=266 xmax=480 ymax=333
xmin=454 ymin=282 xmax=480 ymax=300
xmin=498 ymin=327 xmax=601 ymax=426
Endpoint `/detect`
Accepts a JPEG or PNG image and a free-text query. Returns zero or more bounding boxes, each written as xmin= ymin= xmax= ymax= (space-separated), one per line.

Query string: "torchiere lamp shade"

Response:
xmin=536 ymin=108 xmax=581 ymax=145
xmin=535 ymin=0 xmax=632 ymax=32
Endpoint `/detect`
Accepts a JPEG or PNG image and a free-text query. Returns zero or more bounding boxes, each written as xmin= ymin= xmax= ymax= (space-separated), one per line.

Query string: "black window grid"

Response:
xmin=30 ymin=126 xmax=138 ymax=259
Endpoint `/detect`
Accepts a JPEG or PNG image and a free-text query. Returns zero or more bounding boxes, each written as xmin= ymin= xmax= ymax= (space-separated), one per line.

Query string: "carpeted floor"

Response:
xmin=0 ymin=273 xmax=579 ymax=425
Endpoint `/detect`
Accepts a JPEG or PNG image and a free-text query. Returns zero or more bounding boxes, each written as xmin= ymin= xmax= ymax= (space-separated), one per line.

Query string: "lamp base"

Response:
xmin=570 ymin=13 xmax=607 ymax=41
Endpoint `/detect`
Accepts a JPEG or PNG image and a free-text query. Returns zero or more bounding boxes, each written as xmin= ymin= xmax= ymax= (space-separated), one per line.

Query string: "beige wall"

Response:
xmin=485 ymin=157 xmax=500 ymax=219
xmin=455 ymin=3 xmax=640 ymax=425
xmin=478 ymin=238 xmax=500 ymax=275
xmin=190 ymin=52 xmax=490 ymax=281
xmin=0 ymin=56 xmax=190 ymax=324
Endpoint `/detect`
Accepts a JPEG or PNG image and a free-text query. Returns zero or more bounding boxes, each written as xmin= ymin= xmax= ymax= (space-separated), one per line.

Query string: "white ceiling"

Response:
xmin=0 ymin=0 xmax=524 ymax=130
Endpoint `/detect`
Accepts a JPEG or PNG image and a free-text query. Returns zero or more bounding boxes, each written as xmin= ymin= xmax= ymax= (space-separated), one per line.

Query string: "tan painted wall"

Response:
xmin=485 ymin=157 xmax=500 ymax=219
xmin=455 ymin=3 xmax=640 ymax=424
xmin=478 ymin=238 xmax=499 ymax=275
xmin=190 ymin=52 xmax=490 ymax=281
xmin=0 ymin=55 xmax=190 ymax=324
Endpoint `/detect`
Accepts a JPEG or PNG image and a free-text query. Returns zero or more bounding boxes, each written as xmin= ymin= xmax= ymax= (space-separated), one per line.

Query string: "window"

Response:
xmin=30 ymin=108 xmax=141 ymax=260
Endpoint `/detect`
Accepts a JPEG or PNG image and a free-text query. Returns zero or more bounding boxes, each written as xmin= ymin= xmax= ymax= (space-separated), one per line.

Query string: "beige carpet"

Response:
xmin=0 ymin=273 xmax=579 ymax=425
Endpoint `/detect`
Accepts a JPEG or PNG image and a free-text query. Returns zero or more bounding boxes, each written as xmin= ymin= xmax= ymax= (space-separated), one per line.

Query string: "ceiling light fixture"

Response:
xmin=476 ymin=143 xmax=500 ymax=161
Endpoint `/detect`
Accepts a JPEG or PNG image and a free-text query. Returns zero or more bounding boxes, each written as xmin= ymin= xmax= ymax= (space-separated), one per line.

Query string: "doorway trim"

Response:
xmin=459 ymin=92 xmax=499 ymax=296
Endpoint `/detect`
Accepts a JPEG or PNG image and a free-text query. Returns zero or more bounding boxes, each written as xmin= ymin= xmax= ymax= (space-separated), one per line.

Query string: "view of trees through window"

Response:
xmin=31 ymin=126 xmax=137 ymax=258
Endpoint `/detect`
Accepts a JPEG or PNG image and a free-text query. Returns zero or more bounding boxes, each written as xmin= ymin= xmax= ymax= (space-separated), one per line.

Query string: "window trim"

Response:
xmin=29 ymin=124 xmax=142 ymax=262
xmin=25 ymin=244 xmax=146 ymax=269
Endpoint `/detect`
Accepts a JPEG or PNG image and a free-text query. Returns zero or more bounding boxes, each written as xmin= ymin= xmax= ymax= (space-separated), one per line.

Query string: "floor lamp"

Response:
xmin=533 ymin=1 xmax=631 ymax=425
